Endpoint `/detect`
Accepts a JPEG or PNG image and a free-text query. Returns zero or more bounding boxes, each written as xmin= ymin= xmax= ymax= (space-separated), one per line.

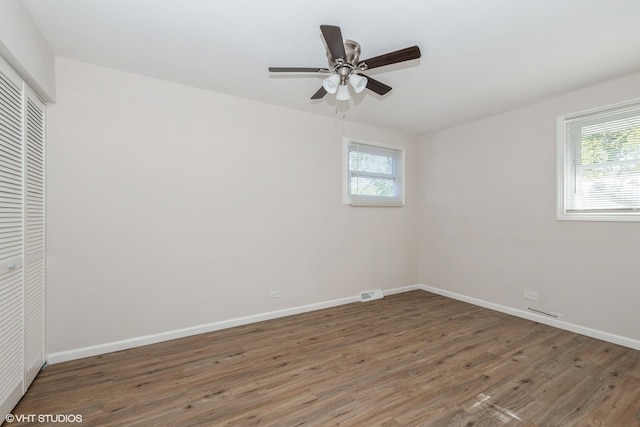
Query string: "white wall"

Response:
xmin=419 ymin=72 xmax=640 ymax=343
xmin=0 ymin=0 xmax=55 ymax=101
xmin=46 ymin=57 xmax=420 ymax=355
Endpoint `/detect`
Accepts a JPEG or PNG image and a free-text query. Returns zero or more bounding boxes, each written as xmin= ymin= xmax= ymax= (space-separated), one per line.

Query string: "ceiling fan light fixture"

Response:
xmin=336 ymin=84 xmax=350 ymax=101
xmin=322 ymin=74 xmax=341 ymax=94
xmin=349 ymin=74 xmax=368 ymax=93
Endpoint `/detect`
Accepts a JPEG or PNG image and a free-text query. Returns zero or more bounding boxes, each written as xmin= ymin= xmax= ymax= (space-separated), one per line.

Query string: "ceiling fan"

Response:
xmin=268 ymin=25 xmax=421 ymax=101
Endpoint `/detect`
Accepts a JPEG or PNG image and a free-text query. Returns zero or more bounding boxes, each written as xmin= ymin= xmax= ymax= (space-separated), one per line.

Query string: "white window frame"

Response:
xmin=557 ymin=98 xmax=640 ymax=222
xmin=343 ymin=137 xmax=405 ymax=207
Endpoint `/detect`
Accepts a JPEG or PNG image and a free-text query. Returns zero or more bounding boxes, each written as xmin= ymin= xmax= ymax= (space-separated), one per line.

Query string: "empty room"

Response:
xmin=1 ymin=0 xmax=640 ymax=425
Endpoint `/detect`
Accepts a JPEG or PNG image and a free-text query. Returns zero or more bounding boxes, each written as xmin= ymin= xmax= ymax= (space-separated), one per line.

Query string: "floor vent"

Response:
xmin=359 ymin=289 xmax=384 ymax=302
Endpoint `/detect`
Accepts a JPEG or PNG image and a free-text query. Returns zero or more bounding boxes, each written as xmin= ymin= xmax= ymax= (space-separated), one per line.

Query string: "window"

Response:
xmin=343 ymin=138 xmax=404 ymax=206
xmin=557 ymin=99 xmax=640 ymax=221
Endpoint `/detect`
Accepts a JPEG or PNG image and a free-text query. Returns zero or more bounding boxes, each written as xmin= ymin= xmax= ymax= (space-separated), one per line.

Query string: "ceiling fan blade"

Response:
xmin=269 ymin=67 xmax=329 ymax=73
xmin=320 ymin=25 xmax=347 ymax=61
xmin=311 ymin=86 xmax=327 ymax=99
xmin=358 ymin=46 xmax=421 ymax=70
xmin=363 ymin=75 xmax=392 ymax=95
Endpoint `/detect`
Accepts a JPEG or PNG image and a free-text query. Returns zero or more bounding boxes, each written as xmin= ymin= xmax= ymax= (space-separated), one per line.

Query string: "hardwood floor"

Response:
xmin=8 ymin=291 xmax=640 ymax=426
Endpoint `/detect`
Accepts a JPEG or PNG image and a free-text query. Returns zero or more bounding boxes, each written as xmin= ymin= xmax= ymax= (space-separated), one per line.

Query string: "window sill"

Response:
xmin=347 ymin=198 xmax=404 ymax=207
xmin=557 ymin=211 xmax=640 ymax=222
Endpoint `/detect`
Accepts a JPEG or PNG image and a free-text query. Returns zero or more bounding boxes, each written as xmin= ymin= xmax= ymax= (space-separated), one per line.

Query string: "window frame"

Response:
xmin=557 ymin=98 xmax=640 ymax=222
xmin=343 ymin=137 xmax=405 ymax=207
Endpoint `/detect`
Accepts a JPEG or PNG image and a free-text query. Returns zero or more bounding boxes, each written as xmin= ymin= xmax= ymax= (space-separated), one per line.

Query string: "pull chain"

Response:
xmin=335 ymin=100 xmax=347 ymax=119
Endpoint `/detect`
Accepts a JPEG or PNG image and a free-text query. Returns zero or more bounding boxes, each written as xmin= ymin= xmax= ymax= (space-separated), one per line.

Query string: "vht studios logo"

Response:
xmin=5 ymin=413 xmax=83 ymax=423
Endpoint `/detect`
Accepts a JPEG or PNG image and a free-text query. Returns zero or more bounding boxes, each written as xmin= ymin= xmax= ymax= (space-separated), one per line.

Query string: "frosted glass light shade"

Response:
xmin=322 ymin=74 xmax=341 ymax=94
xmin=336 ymin=84 xmax=350 ymax=101
xmin=349 ymin=74 xmax=368 ymax=93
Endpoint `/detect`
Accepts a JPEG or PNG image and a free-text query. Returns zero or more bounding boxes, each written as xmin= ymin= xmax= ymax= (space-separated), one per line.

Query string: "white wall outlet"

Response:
xmin=269 ymin=290 xmax=280 ymax=299
xmin=524 ymin=290 xmax=538 ymax=301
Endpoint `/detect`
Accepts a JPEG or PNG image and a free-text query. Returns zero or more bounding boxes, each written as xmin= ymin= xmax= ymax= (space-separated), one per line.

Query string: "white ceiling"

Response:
xmin=21 ymin=0 xmax=640 ymax=135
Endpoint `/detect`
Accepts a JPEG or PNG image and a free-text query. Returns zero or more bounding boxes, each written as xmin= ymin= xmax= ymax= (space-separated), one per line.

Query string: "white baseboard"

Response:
xmin=47 ymin=285 xmax=422 ymax=364
xmin=418 ymin=284 xmax=640 ymax=351
xmin=48 ymin=283 xmax=639 ymax=364
xmin=383 ymin=284 xmax=422 ymax=296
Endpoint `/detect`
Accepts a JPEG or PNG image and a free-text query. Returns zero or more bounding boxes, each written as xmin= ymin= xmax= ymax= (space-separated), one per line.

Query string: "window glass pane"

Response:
xmin=580 ymin=123 xmax=640 ymax=165
xmin=344 ymin=138 xmax=404 ymax=206
xmin=576 ymin=164 xmax=640 ymax=209
xmin=576 ymin=121 xmax=640 ymax=209
xmin=351 ymin=176 xmax=395 ymax=197
xmin=349 ymin=151 xmax=393 ymax=175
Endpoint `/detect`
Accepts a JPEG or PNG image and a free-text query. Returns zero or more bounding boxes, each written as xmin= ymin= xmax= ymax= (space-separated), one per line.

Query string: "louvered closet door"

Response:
xmin=23 ymin=85 xmax=45 ymax=387
xmin=0 ymin=58 xmax=25 ymax=419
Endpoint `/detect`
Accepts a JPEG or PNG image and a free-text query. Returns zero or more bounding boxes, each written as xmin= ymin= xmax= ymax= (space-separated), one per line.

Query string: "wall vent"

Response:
xmin=528 ymin=307 xmax=564 ymax=320
xmin=359 ymin=289 xmax=383 ymax=302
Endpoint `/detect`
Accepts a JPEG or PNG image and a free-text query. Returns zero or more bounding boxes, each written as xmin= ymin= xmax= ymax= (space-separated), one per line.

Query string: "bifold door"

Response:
xmin=0 ymin=55 xmax=45 ymax=420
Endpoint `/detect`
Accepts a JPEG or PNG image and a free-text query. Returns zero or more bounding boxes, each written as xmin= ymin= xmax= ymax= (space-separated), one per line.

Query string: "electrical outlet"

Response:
xmin=269 ymin=290 xmax=280 ymax=299
xmin=524 ymin=290 xmax=538 ymax=301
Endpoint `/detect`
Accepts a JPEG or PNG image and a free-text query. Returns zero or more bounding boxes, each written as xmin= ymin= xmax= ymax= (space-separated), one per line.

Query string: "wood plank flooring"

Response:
xmin=7 ymin=291 xmax=640 ymax=426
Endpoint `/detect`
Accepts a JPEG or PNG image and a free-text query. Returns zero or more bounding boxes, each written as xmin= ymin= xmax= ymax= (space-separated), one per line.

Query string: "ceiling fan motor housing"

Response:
xmin=327 ymin=39 xmax=362 ymax=78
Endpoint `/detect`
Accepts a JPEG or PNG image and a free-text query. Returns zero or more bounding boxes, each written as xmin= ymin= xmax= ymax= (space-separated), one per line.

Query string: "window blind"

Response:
xmin=346 ymin=140 xmax=403 ymax=206
xmin=563 ymin=102 xmax=640 ymax=213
